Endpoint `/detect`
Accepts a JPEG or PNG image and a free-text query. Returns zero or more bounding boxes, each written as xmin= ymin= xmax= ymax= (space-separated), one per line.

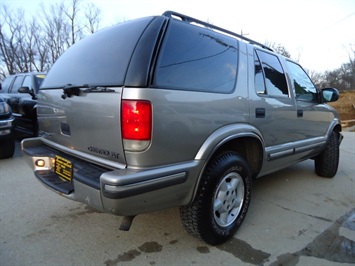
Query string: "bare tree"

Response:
xmin=40 ymin=2 xmax=71 ymax=65
xmin=313 ymin=46 xmax=355 ymax=91
xmin=0 ymin=0 xmax=103 ymax=80
xmin=84 ymin=3 xmax=101 ymax=34
xmin=0 ymin=5 xmax=29 ymax=74
xmin=0 ymin=67 xmax=5 ymax=81
xmin=30 ymin=19 xmax=49 ymax=72
xmin=265 ymin=41 xmax=291 ymax=58
xmin=62 ymin=0 xmax=84 ymax=45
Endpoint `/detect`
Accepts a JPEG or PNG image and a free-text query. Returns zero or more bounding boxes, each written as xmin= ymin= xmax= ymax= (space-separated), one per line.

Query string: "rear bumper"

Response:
xmin=21 ymin=138 xmax=202 ymax=216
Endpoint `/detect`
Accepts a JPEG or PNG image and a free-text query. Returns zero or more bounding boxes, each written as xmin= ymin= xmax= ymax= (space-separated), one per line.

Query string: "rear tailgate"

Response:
xmin=37 ymin=87 xmax=126 ymax=166
xmin=32 ymin=16 xmax=163 ymax=167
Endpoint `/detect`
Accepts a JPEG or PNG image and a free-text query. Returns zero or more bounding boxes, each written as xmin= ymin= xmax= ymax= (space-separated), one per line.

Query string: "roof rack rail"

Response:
xmin=163 ymin=11 xmax=273 ymax=52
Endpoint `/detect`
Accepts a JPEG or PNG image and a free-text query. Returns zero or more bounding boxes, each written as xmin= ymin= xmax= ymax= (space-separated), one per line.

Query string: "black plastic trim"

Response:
xmin=35 ymin=170 xmax=74 ymax=194
xmin=24 ymin=144 xmax=108 ymax=191
xmin=102 ymin=172 xmax=187 ymax=199
xmin=124 ymin=16 xmax=167 ymax=87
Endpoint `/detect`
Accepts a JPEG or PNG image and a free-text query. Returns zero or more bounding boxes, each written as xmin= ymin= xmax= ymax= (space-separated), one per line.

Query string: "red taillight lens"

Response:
xmin=121 ymin=100 xmax=152 ymax=140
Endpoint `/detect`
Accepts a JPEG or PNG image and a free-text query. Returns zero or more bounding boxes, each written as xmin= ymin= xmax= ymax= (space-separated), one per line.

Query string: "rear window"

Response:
xmin=154 ymin=20 xmax=238 ymax=93
xmin=42 ymin=17 xmax=154 ymax=88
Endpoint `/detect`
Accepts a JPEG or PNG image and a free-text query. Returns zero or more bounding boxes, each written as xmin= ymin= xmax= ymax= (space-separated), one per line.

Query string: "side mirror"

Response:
xmin=321 ymin=88 xmax=339 ymax=102
xmin=18 ymin=86 xmax=36 ymax=99
xmin=18 ymin=86 xmax=31 ymax=94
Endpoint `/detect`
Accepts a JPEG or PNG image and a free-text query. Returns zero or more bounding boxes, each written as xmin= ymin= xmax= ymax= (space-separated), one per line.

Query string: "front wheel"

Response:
xmin=180 ymin=152 xmax=252 ymax=245
xmin=314 ymin=131 xmax=340 ymax=178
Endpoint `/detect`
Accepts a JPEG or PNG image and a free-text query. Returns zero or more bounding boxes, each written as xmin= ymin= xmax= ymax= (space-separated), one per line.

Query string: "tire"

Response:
xmin=180 ymin=151 xmax=252 ymax=245
xmin=0 ymin=138 xmax=15 ymax=159
xmin=314 ymin=131 xmax=339 ymax=178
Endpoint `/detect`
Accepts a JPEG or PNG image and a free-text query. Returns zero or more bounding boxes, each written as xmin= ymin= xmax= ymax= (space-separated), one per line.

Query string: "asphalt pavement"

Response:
xmin=0 ymin=133 xmax=354 ymax=266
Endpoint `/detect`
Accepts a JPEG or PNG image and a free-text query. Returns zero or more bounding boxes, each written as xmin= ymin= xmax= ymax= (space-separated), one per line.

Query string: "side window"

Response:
xmin=254 ymin=50 xmax=289 ymax=97
xmin=154 ymin=21 xmax=238 ymax=93
xmin=11 ymin=76 xmax=25 ymax=93
xmin=254 ymin=51 xmax=266 ymax=94
xmin=287 ymin=61 xmax=318 ymax=102
xmin=22 ymin=75 xmax=32 ymax=89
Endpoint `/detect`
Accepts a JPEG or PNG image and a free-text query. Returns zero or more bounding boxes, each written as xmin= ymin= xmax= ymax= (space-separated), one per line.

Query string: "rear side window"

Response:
xmin=0 ymin=76 xmax=15 ymax=93
xmin=154 ymin=21 xmax=238 ymax=93
xmin=254 ymin=50 xmax=289 ymax=97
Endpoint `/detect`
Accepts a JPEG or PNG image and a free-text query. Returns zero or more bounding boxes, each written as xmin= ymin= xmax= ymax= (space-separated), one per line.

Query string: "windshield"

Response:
xmin=35 ymin=74 xmax=46 ymax=89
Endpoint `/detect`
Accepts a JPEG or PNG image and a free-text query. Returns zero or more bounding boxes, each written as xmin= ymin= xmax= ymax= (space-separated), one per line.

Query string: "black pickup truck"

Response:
xmin=0 ymin=95 xmax=15 ymax=158
xmin=0 ymin=72 xmax=46 ymax=138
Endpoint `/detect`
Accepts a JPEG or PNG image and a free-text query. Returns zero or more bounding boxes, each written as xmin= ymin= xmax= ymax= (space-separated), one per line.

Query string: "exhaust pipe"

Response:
xmin=119 ymin=215 xmax=136 ymax=231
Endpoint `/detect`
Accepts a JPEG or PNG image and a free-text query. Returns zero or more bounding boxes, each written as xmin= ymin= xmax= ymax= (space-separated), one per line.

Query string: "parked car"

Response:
xmin=21 ymin=11 xmax=342 ymax=245
xmin=0 ymin=96 xmax=15 ymax=159
xmin=0 ymin=72 xmax=46 ymax=138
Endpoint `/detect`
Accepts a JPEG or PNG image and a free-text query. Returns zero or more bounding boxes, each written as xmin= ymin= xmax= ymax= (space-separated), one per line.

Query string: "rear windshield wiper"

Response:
xmin=61 ymin=84 xmax=88 ymax=99
xmin=61 ymin=84 xmax=115 ymax=99
xmin=83 ymin=87 xmax=115 ymax=94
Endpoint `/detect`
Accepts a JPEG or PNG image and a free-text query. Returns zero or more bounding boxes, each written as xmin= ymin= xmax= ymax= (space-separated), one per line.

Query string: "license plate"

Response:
xmin=55 ymin=155 xmax=73 ymax=181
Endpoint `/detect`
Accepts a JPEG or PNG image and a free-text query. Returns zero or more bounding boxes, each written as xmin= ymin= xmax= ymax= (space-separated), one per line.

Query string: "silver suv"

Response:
xmin=22 ymin=11 xmax=342 ymax=245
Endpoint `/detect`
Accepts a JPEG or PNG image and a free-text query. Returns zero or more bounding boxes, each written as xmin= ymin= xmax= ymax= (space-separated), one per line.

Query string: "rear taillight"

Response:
xmin=121 ymin=100 xmax=152 ymax=151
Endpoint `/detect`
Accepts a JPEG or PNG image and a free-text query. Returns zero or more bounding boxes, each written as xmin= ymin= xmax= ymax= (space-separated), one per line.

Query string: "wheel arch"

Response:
xmin=192 ymin=124 xmax=264 ymax=201
xmin=326 ymin=119 xmax=342 ymax=142
xmin=214 ymin=136 xmax=263 ymax=179
xmin=333 ymin=123 xmax=342 ymax=135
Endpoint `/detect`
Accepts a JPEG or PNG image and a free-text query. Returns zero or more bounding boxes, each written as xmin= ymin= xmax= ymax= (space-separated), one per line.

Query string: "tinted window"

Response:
xmin=42 ymin=17 xmax=154 ymax=88
xmin=254 ymin=51 xmax=266 ymax=94
xmin=22 ymin=75 xmax=32 ymax=89
xmin=287 ymin=61 xmax=318 ymax=102
xmin=0 ymin=76 xmax=15 ymax=93
xmin=11 ymin=76 xmax=25 ymax=93
xmin=154 ymin=21 xmax=238 ymax=93
xmin=255 ymin=50 xmax=288 ymax=97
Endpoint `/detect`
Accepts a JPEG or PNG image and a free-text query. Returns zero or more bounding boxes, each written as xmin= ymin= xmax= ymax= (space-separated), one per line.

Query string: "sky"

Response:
xmin=2 ymin=0 xmax=355 ymax=72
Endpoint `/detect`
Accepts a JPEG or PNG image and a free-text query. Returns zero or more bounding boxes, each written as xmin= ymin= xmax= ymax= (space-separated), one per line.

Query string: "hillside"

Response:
xmin=328 ymin=90 xmax=355 ymax=130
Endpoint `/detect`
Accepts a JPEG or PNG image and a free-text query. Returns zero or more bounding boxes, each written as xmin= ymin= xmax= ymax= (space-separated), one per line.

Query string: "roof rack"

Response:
xmin=163 ymin=11 xmax=273 ymax=52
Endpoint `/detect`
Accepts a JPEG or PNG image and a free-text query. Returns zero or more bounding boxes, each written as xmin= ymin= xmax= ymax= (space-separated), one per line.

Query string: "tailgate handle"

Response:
xmin=297 ymin=109 xmax=303 ymax=118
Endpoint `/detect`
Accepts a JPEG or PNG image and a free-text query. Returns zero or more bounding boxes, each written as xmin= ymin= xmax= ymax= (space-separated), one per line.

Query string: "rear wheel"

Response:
xmin=314 ymin=131 xmax=339 ymax=178
xmin=180 ymin=151 xmax=252 ymax=245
